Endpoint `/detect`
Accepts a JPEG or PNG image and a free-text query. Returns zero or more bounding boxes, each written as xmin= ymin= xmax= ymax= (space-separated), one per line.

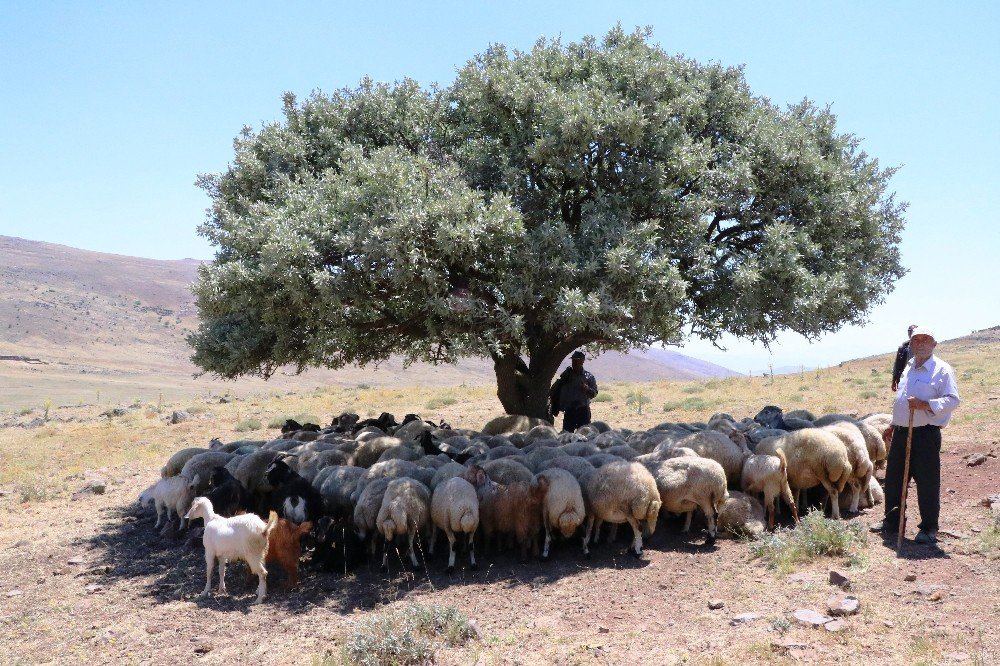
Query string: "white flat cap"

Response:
xmin=910 ymin=326 xmax=936 ymax=341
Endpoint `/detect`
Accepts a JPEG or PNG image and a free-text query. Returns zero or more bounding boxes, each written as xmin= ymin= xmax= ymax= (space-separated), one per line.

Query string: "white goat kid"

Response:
xmin=184 ymin=497 xmax=278 ymax=604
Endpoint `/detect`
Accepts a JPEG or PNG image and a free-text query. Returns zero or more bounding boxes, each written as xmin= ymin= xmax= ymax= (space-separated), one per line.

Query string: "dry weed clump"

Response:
xmin=340 ymin=603 xmax=476 ymax=666
xmin=748 ymin=510 xmax=868 ymax=574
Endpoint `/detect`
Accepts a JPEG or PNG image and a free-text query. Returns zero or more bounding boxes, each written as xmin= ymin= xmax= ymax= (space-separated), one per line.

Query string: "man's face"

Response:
xmin=910 ymin=334 xmax=936 ymax=359
xmin=907 ymin=326 xmax=917 ymax=338
xmin=572 ymin=358 xmax=584 ymax=371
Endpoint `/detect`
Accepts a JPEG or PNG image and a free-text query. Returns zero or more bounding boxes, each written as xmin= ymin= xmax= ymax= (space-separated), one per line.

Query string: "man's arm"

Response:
xmin=584 ymin=373 xmax=598 ymax=399
xmin=926 ymin=368 xmax=961 ymax=417
xmin=891 ymin=343 xmax=908 ymax=391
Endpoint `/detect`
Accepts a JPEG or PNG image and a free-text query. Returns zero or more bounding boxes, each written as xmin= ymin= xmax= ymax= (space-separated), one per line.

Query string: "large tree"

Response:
xmin=190 ymin=27 xmax=905 ymax=418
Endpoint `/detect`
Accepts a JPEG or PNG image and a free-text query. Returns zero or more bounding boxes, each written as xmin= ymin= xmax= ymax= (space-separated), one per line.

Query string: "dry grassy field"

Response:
xmin=1 ymin=330 xmax=998 ymax=665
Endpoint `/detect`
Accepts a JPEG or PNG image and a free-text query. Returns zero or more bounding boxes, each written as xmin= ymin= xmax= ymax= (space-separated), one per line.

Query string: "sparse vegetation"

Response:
xmin=592 ymin=392 xmax=612 ymax=403
xmin=234 ymin=418 xmax=262 ymax=432
xmin=341 ymin=604 xmax=476 ymax=666
xmin=749 ymin=510 xmax=868 ymax=573
xmin=625 ymin=390 xmax=652 ymax=415
xmin=425 ymin=394 xmax=458 ymax=410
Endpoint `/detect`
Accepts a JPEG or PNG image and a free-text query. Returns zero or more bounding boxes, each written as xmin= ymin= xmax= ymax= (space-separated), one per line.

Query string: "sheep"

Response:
xmin=296 ymin=448 xmax=354 ymax=482
xmin=604 ymin=444 xmax=639 ymax=460
xmin=536 ymin=455 xmax=595 ymax=484
xmin=430 ymin=462 xmax=468 ymax=490
xmin=352 ymin=460 xmax=435 ymax=503
xmin=161 ymin=447 xmax=204 ymax=478
xmin=485 ymin=445 xmax=522 ymax=461
xmin=839 ymin=475 xmax=886 ymax=512
xmin=482 ymin=458 xmax=535 ymax=485
xmin=181 ymin=451 xmax=236 ymax=495
xmin=559 ymin=441 xmax=601 ymax=458
xmin=675 ymin=431 xmax=750 ymax=487
xmin=644 ymin=456 xmax=727 ymax=544
xmin=311 ymin=516 xmax=365 ymax=574
xmin=232 ymin=449 xmax=284 ymax=494
xmin=317 ymin=466 xmax=367 ymax=519
xmin=535 ymin=468 xmax=586 ymax=560
xmin=849 ymin=419 xmax=889 ymax=472
xmin=740 ymin=451 xmax=798 ymax=530
xmin=524 ymin=424 xmax=560 ymax=444
xmin=586 ymin=453 xmax=625 ymax=468
xmin=475 ymin=475 xmax=550 ymax=561
xmin=264 ymin=458 xmax=325 ymax=524
xmin=813 ymin=413 xmax=857 ymax=427
xmin=377 ymin=478 xmax=432 ymax=570
xmin=581 ymin=461 xmax=661 ymax=557
xmin=265 ymin=518 xmax=313 ymax=589
xmin=354 ymin=436 xmax=405 ymax=468
xmin=524 ymin=446 xmax=566 ymax=471
xmin=376 ymin=444 xmax=424 ymax=464
xmin=717 ymin=491 xmax=767 ymax=537
xmin=204 ymin=465 xmax=254 ymax=518
xmin=139 ymin=475 xmax=195 ymax=529
xmin=785 ymin=409 xmax=816 ymax=422
xmin=183 ymin=497 xmax=277 ymax=604
xmin=481 ymin=414 xmax=552 ymax=436
xmin=354 ymin=477 xmax=393 ymax=545
xmin=755 ymin=429 xmax=852 ymax=520
xmin=430 ymin=476 xmax=480 ymax=573
xmin=821 ymin=422 xmax=875 ymax=514
xmin=754 ymin=405 xmax=814 ymax=431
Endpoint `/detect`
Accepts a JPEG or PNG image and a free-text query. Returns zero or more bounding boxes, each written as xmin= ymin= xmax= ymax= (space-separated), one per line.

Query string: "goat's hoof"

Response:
xmin=630 ymin=548 xmax=642 ymax=559
xmin=704 ymin=535 xmax=717 ymax=547
xmin=198 ymin=591 xmax=210 ymax=599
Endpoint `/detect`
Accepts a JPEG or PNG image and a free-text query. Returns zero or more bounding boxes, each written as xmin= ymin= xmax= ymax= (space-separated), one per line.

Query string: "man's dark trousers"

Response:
xmin=883 ymin=424 xmax=941 ymax=532
xmin=562 ymin=404 xmax=591 ymax=433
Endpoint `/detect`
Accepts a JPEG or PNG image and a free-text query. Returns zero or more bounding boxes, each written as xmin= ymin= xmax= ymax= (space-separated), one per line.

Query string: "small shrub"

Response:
xmin=186 ymin=405 xmax=208 ymax=415
xmin=426 ymin=395 xmax=458 ymax=410
xmin=662 ymin=401 xmax=681 ymax=413
xmin=592 ymin=393 xmax=612 ymax=403
xmin=681 ymin=396 xmax=708 ymax=410
xmin=356 ymin=383 xmax=372 ymax=390
xmin=43 ymin=399 xmax=52 ymax=422
xmin=682 ymin=385 xmax=704 ymax=394
xmin=625 ymin=391 xmax=652 ymax=415
xmin=235 ymin=418 xmax=262 ymax=433
xmin=749 ymin=510 xmax=868 ymax=573
xmin=797 ymin=385 xmax=809 ymax=392
xmin=342 ymin=604 xmax=475 ymax=666
xmin=859 ymin=390 xmax=878 ymax=399
xmin=19 ymin=408 xmax=33 ymax=416
xmin=267 ymin=416 xmax=288 ymax=429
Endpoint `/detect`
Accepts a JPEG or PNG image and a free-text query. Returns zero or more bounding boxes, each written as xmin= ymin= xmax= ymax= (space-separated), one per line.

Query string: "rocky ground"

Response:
xmin=1 ymin=432 xmax=997 ymax=666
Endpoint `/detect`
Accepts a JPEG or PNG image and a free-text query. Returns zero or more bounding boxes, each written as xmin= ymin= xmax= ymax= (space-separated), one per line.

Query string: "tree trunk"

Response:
xmin=492 ymin=348 xmax=569 ymax=419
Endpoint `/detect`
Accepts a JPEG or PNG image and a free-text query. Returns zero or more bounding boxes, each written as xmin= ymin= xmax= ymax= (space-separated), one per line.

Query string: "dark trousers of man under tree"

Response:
xmin=883 ymin=424 xmax=941 ymax=534
xmin=562 ymin=404 xmax=591 ymax=433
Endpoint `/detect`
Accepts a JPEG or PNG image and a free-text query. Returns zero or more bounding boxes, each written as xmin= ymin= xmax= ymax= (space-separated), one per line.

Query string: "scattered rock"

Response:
xmin=825 ymin=593 xmax=860 ymax=616
xmin=85 ymin=480 xmax=106 ymax=495
xmin=979 ymin=494 xmax=999 ymax=508
xmin=67 ymin=556 xmax=84 ymax=565
xmin=84 ymin=584 xmax=103 ymax=594
xmin=793 ymin=609 xmax=832 ymax=627
xmin=939 ymin=529 xmax=968 ymax=539
xmin=145 ymin=625 xmax=163 ymax=635
xmin=729 ymin=613 xmax=761 ymax=626
xmin=965 ymin=453 xmax=987 ymax=467
xmin=170 ymin=410 xmax=192 ymax=425
xmin=943 ymin=651 xmax=970 ymax=662
xmin=12 ymin=540 xmax=29 ymax=548
xmin=101 ymin=408 xmax=128 ymax=418
xmin=824 ymin=620 xmax=846 ymax=632
xmin=6 ymin=590 xmax=23 ymax=597
xmin=25 ymin=417 xmax=46 ymax=428
xmin=904 ymin=573 xmax=917 ymax=582
xmin=828 ymin=570 xmax=851 ymax=589
xmin=193 ymin=644 xmax=212 ymax=655
xmin=598 ymin=626 xmax=610 ymax=634
xmin=915 ymin=583 xmax=944 ymax=596
xmin=708 ymin=599 xmax=725 ymax=610
xmin=787 ymin=573 xmax=813 ymax=583
xmin=928 ymin=590 xmax=944 ymax=602
xmin=883 ymin=620 xmax=895 ymax=628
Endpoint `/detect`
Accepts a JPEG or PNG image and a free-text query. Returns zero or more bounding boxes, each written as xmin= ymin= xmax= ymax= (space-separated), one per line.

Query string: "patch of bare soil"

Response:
xmin=1 ymin=435 xmax=997 ymax=666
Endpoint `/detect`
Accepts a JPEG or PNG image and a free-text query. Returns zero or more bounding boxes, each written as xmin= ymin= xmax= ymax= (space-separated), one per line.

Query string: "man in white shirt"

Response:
xmin=872 ymin=327 xmax=960 ymax=544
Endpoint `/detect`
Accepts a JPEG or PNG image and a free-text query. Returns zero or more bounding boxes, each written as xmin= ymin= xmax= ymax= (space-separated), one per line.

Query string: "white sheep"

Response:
xmin=377 ymin=478 xmax=432 ymax=570
xmin=183 ymin=497 xmax=278 ymax=604
xmin=481 ymin=414 xmax=552 ymax=435
xmin=180 ymin=451 xmax=235 ymax=495
xmin=481 ymin=457 xmax=535 ymax=485
xmin=430 ymin=475 xmax=480 ymax=573
xmin=755 ymin=429 xmax=852 ymax=520
xmin=740 ymin=451 xmax=798 ymax=530
xmin=644 ymin=456 xmax=728 ymax=543
xmin=717 ymin=491 xmax=766 ymax=538
xmin=161 ymin=447 xmax=205 ymax=478
xmin=581 ymin=461 xmax=662 ymax=557
xmin=139 ymin=475 xmax=195 ymax=529
xmin=821 ymin=422 xmax=875 ymax=514
xmin=535 ymin=468 xmax=586 ymax=560
xmin=353 ymin=476 xmax=393 ymax=547
xmin=676 ymin=430 xmax=750 ymax=487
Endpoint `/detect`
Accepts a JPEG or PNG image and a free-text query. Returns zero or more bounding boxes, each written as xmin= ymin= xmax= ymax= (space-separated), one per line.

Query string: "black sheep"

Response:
xmin=310 ymin=516 xmax=365 ymax=573
xmin=204 ymin=466 xmax=253 ymax=517
xmin=264 ymin=458 xmax=325 ymax=524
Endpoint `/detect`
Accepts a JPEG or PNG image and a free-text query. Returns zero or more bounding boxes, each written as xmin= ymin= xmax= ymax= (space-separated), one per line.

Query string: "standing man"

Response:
xmin=549 ymin=351 xmax=599 ymax=432
xmin=891 ymin=324 xmax=919 ymax=392
xmin=872 ymin=327 xmax=960 ymax=544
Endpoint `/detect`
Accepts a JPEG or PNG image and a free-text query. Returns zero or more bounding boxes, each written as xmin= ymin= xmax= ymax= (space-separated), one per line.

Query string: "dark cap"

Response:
xmin=571 ymin=351 xmax=585 ymax=360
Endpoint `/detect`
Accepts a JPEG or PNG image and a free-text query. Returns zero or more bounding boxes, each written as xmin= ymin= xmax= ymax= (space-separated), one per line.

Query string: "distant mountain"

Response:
xmin=0 ymin=235 xmax=738 ymax=407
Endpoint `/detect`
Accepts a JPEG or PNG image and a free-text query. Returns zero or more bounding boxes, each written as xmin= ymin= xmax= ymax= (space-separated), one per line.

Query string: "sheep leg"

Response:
xmin=541 ymin=521 xmax=552 ymax=561
xmin=467 ymin=533 xmax=477 ymax=570
xmin=782 ymin=482 xmax=799 ymax=523
xmin=428 ymin=526 xmax=437 ymax=556
xmin=819 ymin=479 xmax=841 ymax=520
xmin=154 ymin=500 xmax=164 ymax=529
xmin=380 ymin=540 xmax=389 ymax=573
xmin=607 ymin=523 xmax=619 ymax=543
xmin=699 ymin=500 xmax=718 ymax=544
xmin=849 ymin=481 xmax=862 ymax=514
xmin=407 ymin=528 xmax=419 ymax=568
xmin=200 ymin=552 xmax=214 ymax=598
xmin=217 ymin=558 xmax=228 ymax=596
xmin=682 ymin=511 xmax=693 ymax=533
xmin=582 ymin=516 xmax=595 ymax=557
xmin=626 ymin=517 xmax=642 ymax=557
xmin=592 ymin=518 xmax=604 ymax=544
xmin=249 ymin=558 xmax=267 ymax=604
xmin=445 ymin=527 xmax=457 ymax=573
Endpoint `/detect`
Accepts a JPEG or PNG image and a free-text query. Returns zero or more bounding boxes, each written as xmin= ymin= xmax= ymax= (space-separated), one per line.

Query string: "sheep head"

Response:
xmin=184 ymin=496 xmax=212 ymax=521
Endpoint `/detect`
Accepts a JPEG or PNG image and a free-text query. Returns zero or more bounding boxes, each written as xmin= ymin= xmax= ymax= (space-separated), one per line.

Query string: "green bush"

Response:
xmin=342 ymin=604 xmax=475 ymax=666
xmin=681 ymin=396 xmax=708 ymax=410
xmin=592 ymin=392 xmax=612 ymax=403
xmin=186 ymin=405 xmax=208 ymax=414
xmin=625 ymin=391 xmax=652 ymax=415
xmin=749 ymin=510 xmax=868 ymax=573
xmin=662 ymin=401 xmax=681 ymax=412
xmin=235 ymin=418 xmax=262 ymax=432
xmin=682 ymin=385 xmax=704 ymax=394
xmin=425 ymin=395 xmax=458 ymax=410
xmin=859 ymin=390 xmax=878 ymax=399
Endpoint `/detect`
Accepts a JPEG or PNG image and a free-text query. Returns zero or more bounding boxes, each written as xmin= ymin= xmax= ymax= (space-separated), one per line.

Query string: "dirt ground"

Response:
xmin=1 ymin=425 xmax=997 ymax=666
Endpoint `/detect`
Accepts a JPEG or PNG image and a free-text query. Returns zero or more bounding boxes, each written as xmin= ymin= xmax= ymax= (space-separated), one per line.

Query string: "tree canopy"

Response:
xmin=190 ymin=27 xmax=906 ymax=418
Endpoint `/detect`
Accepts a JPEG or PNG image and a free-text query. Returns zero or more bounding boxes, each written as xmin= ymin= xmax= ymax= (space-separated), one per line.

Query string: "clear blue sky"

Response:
xmin=2 ymin=1 xmax=997 ymax=372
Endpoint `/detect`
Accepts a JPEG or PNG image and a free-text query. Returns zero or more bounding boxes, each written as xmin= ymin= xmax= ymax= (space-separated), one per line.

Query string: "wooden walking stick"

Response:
xmin=896 ymin=407 xmax=915 ymax=553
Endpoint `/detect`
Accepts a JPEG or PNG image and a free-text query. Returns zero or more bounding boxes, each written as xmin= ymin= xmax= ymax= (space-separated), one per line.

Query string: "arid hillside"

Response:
xmin=0 ymin=235 xmax=736 ymax=410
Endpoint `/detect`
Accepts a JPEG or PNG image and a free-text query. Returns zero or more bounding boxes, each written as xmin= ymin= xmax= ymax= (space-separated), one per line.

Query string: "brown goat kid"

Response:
xmin=479 ymin=476 xmax=550 ymax=562
xmin=265 ymin=519 xmax=313 ymax=589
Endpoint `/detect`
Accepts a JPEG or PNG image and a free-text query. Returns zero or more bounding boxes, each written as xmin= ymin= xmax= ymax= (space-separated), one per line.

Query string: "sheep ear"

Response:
xmin=475 ymin=470 xmax=486 ymax=487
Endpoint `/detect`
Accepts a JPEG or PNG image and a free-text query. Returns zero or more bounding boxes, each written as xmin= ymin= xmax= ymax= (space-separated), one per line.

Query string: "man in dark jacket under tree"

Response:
xmin=891 ymin=324 xmax=918 ymax=392
xmin=549 ymin=351 xmax=599 ymax=432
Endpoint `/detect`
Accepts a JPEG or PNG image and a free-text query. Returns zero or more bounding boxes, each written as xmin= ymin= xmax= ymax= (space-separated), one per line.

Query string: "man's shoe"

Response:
xmin=914 ymin=529 xmax=938 ymax=544
xmin=869 ymin=520 xmax=897 ymax=534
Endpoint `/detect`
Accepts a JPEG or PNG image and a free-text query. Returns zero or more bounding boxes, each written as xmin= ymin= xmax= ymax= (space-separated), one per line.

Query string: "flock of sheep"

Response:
xmin=140 ymin=406 xmax=894 ymax=604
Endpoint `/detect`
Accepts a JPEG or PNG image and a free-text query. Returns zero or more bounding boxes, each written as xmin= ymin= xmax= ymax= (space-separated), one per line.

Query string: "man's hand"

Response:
xmin=907 ymin=396 xmax=933 ymax=413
